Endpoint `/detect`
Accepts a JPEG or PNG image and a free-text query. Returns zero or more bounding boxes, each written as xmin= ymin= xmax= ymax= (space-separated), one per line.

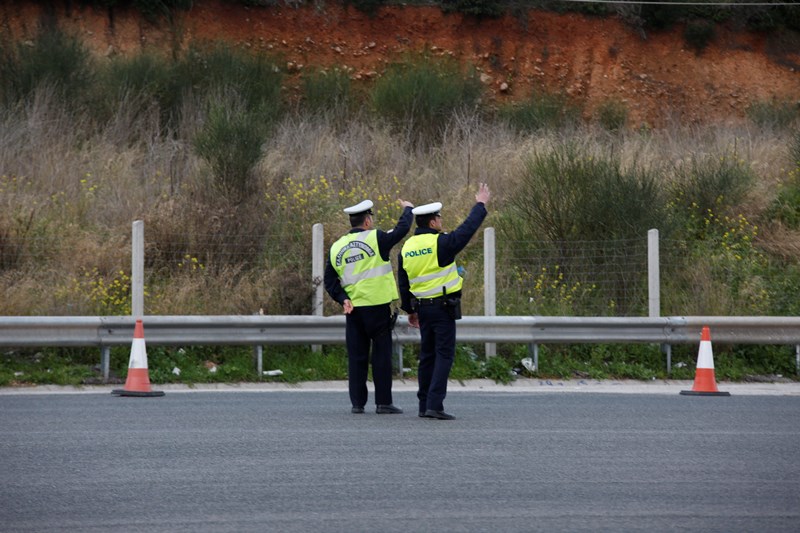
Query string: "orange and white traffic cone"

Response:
xmin=111 ymin=319 xmax=164 ymax=397
xmin=680 ymin=326 xmax=730 ymax=396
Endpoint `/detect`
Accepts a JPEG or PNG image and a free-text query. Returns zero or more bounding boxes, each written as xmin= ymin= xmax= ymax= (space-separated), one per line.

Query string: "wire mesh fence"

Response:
xmin=659 ymin=238 xmax=800 ymax=317
xmin=2 ymin=226 xmax=799 ymax=317
xmin=496 ymin=237 xmax=651 ymax=317
xmin=0 ymin=227 xmax=312 ymax=316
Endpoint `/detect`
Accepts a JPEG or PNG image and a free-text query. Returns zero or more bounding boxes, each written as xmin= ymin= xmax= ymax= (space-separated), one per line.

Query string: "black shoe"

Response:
xmin=376 ymin=404 xmax=403 ymax=414
xmin=423 ymin=409 xmax=456 ymax=420
xmin=418 ymin=412 xmax=426 ymax=418
xmin=351 ymin=406 xmax=365 ymax=414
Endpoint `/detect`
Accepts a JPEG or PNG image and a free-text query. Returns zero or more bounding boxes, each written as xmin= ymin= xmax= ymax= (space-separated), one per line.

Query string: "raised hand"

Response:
xmin=475 ymin=183 xmax=490 ymax=205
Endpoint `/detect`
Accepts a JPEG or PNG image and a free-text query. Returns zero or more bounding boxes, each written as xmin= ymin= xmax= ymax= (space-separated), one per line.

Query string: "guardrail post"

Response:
xmin=101 ymin=345 xmax=110 ymax=382
xmin=664 ymin=343 xmax=672 ymax=375
xmin=132 ymin=220 xmax=144 ymax=319
xmin=311 ymin=223 xmax=324 ymax=353
xmin=528 ymin=343 xmax=538 ymax=372
xmin=796 ymin=345 xmax=799 ymax=374
xmin=484 ymin=227 xmax=496 ymax=357
xmin=393 ymin=342 xmax=404 ymax=378
xmin=253 ymin=345 xmax=263 ymax=377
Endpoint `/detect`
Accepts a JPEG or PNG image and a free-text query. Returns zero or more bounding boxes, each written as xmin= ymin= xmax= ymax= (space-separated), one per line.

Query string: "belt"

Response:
xmin=417 ymin=297 xmax=447 ymax=305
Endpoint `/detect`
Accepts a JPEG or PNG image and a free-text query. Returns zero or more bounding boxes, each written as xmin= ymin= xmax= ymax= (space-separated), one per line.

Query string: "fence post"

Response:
xmin=484 ymin=227 xmax=496 ymax=357
xmin=311 ymin=223 xmax=324 ymax=353
xmin=648 ymin=228 xmax=671 ymax=374
xmin=132 ymin=220 xmax=144 ymax=319
xmin=648 ymin=228 xmax=660 ymax=318
xmin=110 ymin=220 xmax=144 ymax=382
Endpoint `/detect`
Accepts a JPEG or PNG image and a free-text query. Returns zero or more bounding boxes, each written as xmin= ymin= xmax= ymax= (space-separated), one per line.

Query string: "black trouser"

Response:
xmin=417 ymin=303 xmax=456 ymax=413
xmin=345 ymin=303 xmax=394 ymax=408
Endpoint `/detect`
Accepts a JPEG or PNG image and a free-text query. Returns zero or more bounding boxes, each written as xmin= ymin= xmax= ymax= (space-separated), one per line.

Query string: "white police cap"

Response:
xmin=343 ymin=199 xmax=374 ymax=215
xmin=412 ymin=202 xmax=442 ymax=216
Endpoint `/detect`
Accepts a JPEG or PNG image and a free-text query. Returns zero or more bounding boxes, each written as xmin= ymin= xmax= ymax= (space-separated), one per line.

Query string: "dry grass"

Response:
xmin=1 ymin=92 xmax=799 ymax=316
xmin=757 ymin=223 xmax=800 ymax=260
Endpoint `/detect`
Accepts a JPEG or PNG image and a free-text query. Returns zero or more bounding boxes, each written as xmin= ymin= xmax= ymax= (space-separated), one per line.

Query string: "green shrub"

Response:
xmin=441 ymin=0 xmax=504 ymax=18
xmin=101 ymin=51 xmax=173 ymax=101
xmin=96 ymin=42 xmax=285 ymax=134
xmin=498 ymin=90 xmax=580 ymax=133
xmin=237 ymin=0 xmax=278 ymax=6
xmin=449 ymin=345 xmax=483 ymax=382
xmin=370 ymin=53 xmax=483 ymax=147
xmin=142 ymin=345 xmax=349 ymax=385
xmin=671 ymin=342 xmax=795 ymax=381
xmin=761 ymin=263 xmax=800 ymax=316
xmin=586 ymin=344 xmax=662 ymax=379
xmin=743 ymin=6 xmax=780 ymax=32
xmin=135 ymin=0 xmax=193 ymax=20
xmin=346 ymin=0 xmax=386 ymax=16
xmin=767 ymin=183 xmax=800 ymax=229
xmin=80 ymin=0 xmax=193 ymax=21
xmin=746 ymin=98 xmax=799 ymax=130
xmin=683 ymin=19 xmax=715 ymax=54
xmin=0 ymin=203 xmax=56 ymax=270
xmin=669 ymin=152 xmax=755 ymax=235
xmin=483 ymin=354 xmax=515 ymax=384
xmin=96 ymin=51 xmax=179 ymax=129
xmin=497 ymin=144 xmax=666 ymax=315
xmin=718 ymin=345 xmax=797 ymax=380
xmin=0 ymin=348 xmax=96 ymax=386
xmin=300 ymin=67 xmax=356 ymax=118
xmin=176 ymin=44 xmax=283 ymax=198
xmin=0 ymin=38 xmax=14 ymax=105
xmin=193 ymin=99 xmax=271 ymax=199
xmin=533 ymin=343 xmax=665 ymax=380
xmin=0 ymin=26 xmax=92 ymax=107
xmin=664 ymin=154 xmax=764 ymax=315
xmin=766 ymin=152 xmax=800 ymax=229
xmin=553 ymin=0 xmax=608 ymax=17
xmin=503 ymin=144 xmax=666 ymax=243
xmin=175 ymin=42 xmax=284 ymax=113
xmin=595 ymin=97 xmax=628 ymax=131
xmin=792 ymin=130 xmax=800 ymax=168
xmin=783 ymin=5 xmax=800 ymax=31
xmin=688 ymin=5 xmax=731 ymax=24
xmin=640 ymin=4 xmax=685 ymax=30
xmin=56 ymin=268 xmax=133 ymax=316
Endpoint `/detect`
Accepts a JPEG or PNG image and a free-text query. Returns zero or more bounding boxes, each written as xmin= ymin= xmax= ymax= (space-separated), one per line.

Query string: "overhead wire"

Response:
xmin=557 ymin=0 xmax=799 ymax=6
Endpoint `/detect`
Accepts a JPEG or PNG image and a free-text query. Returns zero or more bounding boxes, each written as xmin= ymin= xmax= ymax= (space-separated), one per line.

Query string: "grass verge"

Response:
xmin=1 ymin=342 xmax=795 ymax=387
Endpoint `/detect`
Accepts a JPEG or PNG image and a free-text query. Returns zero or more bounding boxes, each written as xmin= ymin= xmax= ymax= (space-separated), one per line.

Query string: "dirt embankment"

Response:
xmin=2 ymin=0 xmax=799 ymax=126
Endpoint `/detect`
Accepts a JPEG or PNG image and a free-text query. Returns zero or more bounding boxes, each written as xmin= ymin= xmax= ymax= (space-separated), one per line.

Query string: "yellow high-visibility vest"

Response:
xmin=330 ymin=230 xmax=398 ymax=306
xmin=401 ymin=233 xmax=462 ymax=298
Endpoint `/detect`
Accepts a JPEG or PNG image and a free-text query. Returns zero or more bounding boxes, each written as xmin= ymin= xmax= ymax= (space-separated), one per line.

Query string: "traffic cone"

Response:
xmin=680 ymin=326 xmax=730 ymax=396
xmin=111 ymin=319 xmax=164 ymax=397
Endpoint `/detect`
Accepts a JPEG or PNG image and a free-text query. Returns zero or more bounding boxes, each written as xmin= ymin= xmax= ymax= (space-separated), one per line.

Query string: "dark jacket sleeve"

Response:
xmin=437 ymin=202 xmax=488 ymax=266
xmin=376 ymin=206 xmax=413 ymax=260
xmin=324 ymin=257 xmax=349 ymax=306
xmin=397 ymin=253 xmax=414 ymax=313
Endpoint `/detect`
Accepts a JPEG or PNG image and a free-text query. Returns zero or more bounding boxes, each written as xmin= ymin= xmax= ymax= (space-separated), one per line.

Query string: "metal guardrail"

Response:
xmin=2 ymin=315 xmax=799 ymax=379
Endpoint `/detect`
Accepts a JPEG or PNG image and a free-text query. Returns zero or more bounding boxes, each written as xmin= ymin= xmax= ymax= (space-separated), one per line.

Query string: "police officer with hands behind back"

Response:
xmin=398 ymin=183 xmax=490 ymax=420
xmin=325 ymin=198 xmax=414 ymax=415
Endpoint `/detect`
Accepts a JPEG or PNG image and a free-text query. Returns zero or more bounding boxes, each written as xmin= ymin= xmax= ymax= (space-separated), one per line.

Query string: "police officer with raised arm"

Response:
xmin=325 ymin=198 xmax=414 ymax=415
xmin=398 ymin=183 xmax=490 ymax=420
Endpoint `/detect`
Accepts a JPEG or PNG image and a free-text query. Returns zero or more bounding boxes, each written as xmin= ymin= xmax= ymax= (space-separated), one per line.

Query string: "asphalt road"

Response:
xmin=1 ymin=387 xmax=799 ymax=532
